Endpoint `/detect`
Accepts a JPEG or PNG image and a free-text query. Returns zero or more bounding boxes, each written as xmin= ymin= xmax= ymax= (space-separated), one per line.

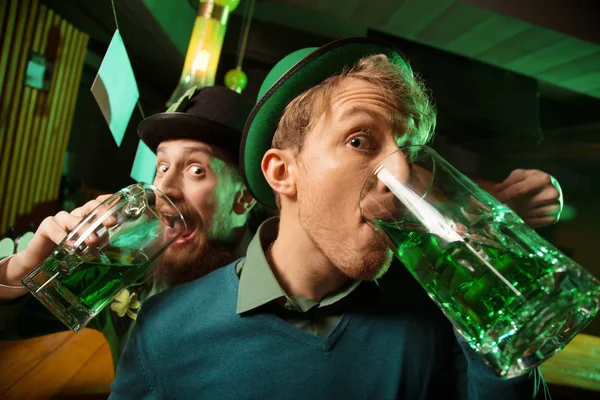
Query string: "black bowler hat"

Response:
xmin=138 ymin=86 xmax=254 ymax=164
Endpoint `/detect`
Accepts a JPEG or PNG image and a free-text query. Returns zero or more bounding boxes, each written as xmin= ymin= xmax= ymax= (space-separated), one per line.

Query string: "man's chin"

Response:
xmin=147 ymin=239 xmax=238 ymax=287
xmin=371 ymin=249 xmax=394 ymax=280
xmin=160 ymin=247 xmax=192 ymax=266
xmin=349 ymin=242 xmax=394 ymax=281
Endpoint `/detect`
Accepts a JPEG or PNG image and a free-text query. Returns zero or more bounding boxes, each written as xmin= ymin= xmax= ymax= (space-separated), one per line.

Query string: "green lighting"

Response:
xmin=91 ymin=30 xmax=139 ymax=147
xmin=16 ymin=232 xmax=34 ymax=252
xmin=130 ymin=140 xmax=157 ymax=183
xmin=0 ymin=237 xmax=15 ymax=258
xmin=560 ymin=204 xmax=577 ymax=222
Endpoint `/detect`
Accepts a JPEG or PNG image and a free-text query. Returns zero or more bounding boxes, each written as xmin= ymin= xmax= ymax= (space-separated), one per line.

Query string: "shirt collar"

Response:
xmin=233 ymin=228 xmax=253 ymax=260
xmin=236 ymin=217 xmax=361 ymax=315
xmin=236 ymin=218 xmax=283 ymax=314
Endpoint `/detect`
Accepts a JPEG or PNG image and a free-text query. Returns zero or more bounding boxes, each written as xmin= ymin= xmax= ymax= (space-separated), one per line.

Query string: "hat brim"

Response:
xmin=139 ymin=113 xmax=242 ymax=164
xmin=240 ymin=37 xmax=411 ymax=209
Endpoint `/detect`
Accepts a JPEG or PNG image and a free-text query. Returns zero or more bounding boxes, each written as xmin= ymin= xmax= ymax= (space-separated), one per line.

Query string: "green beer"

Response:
xmin=26 ymin=248 xmax=150 ymax=331
xmin=22 ymin=183 xmax=185 ymax=332
xmin=378 ymin=218 xmax=598 ymax=375
xmin=60 ymin=248 xmax=150 ymax=310
xmin=361 ymin=146 xmax=600 ymax=377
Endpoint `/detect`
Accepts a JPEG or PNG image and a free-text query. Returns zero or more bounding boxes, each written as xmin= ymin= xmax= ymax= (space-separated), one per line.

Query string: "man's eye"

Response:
xmin=348 ymin=135 xmax=374 ymax=150
xmin=190 ymin=166 xmax=205 ymax=175
xmin=158 ymin=165 xmax=168 ymax=173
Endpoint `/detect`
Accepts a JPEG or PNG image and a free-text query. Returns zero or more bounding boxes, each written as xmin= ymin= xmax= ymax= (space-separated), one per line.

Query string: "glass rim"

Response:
xmin=61 ymin=182 xmax=186 ymax=252
xmin=367 ymin=144 xmax=432 ymax=176
xmin=359 ymin=144 xmax=435 ymax=221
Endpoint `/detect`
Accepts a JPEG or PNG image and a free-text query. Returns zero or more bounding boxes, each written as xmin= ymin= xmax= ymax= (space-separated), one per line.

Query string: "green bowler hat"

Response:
xmin=240 ymin=37 xmax=413 ymax=209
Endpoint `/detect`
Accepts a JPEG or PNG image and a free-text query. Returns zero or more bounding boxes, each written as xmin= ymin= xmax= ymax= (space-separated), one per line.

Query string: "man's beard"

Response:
xmin=146 ymin=203 xmax=239 ymax=287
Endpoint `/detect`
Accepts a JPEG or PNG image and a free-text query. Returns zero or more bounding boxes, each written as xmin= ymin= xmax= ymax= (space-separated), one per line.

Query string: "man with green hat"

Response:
xmin=110 ymin=38 xmax=554 ymax=399
xmin=0 ymin=86 xmax=257 ymax=368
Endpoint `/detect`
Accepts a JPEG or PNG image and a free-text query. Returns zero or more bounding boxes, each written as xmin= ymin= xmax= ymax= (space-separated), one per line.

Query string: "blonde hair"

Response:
xmin=272 ymin=54 xmax=436 ymax=154
xmin=270 ymin=54 xmax=436 ymax=208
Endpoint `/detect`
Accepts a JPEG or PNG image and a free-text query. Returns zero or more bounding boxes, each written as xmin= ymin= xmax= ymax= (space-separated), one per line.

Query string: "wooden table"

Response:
xmin=0 ymin=328 xmax=113 ymax=399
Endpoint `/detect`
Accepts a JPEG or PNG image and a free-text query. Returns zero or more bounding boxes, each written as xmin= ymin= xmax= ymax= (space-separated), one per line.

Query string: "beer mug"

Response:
xmin=22 ymin=183 xmax=186 ymax=331
xmin=360 ymin=145 xmax=600 ymax=378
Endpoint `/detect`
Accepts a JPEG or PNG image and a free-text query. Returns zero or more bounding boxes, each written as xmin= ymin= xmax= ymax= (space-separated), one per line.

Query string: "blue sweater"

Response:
xmin=110 ymin=262 xmax=543 ymax=400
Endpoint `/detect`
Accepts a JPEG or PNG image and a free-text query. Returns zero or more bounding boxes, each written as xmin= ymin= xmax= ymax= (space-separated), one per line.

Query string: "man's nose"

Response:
xmin=361 ymin=151 xmax=411 ymax=222
xmin=154 ymin=171 xmax=183 ymax=201
xmin=375 ymin=150 xmax=411 ymax=195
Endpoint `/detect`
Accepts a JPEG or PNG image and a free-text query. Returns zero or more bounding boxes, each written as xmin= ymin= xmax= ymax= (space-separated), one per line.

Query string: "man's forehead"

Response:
xmin=330 ymin=78 xmax=395 ymax=109
xmin=156 ymin=139 xmax=235 ymax=166
xmin=315 ymin=79 xmax=408 ymax=141
xmin=157 ymin=139 xmax=213 ymax=154
xmin=326 ymin=85 xmax=399 ymax=125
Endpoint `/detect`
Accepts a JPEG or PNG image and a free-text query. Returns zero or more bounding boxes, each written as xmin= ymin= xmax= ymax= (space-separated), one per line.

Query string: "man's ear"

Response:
xmin=233 ymin=186 xmax=256 ymax=216
xmin=261 ymin=148 xmax=297 ymax=201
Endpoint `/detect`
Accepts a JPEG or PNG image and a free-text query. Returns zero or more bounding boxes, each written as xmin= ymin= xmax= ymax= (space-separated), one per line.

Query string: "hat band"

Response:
xmin=198 ymin=1 xmax=229 ymax=24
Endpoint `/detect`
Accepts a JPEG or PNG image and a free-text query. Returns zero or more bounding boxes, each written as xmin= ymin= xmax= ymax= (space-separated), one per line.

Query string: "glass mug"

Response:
xmin=360 ymin=145 xmax=600 ymax=378
xmin=22 ymin=183 xmax=186 ymax=331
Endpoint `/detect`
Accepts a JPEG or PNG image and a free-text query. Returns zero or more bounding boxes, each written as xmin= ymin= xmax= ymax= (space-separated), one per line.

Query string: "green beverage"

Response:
xmin=22 ymin=183 xmax=185 ymax=332
xmin=25 ymin=248 xmax=150 ymax=331
xmin=378 ymin=218 xmax=599 ymax=376
xmin=361 ymin=146 xmax=600 ymax=377
xmin=61 ymin=248 xmax=150 ymax=310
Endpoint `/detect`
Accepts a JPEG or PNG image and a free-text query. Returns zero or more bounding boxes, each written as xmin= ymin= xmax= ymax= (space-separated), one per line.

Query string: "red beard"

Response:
xmin=146 ymin=202 xmax=239 ymax=287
